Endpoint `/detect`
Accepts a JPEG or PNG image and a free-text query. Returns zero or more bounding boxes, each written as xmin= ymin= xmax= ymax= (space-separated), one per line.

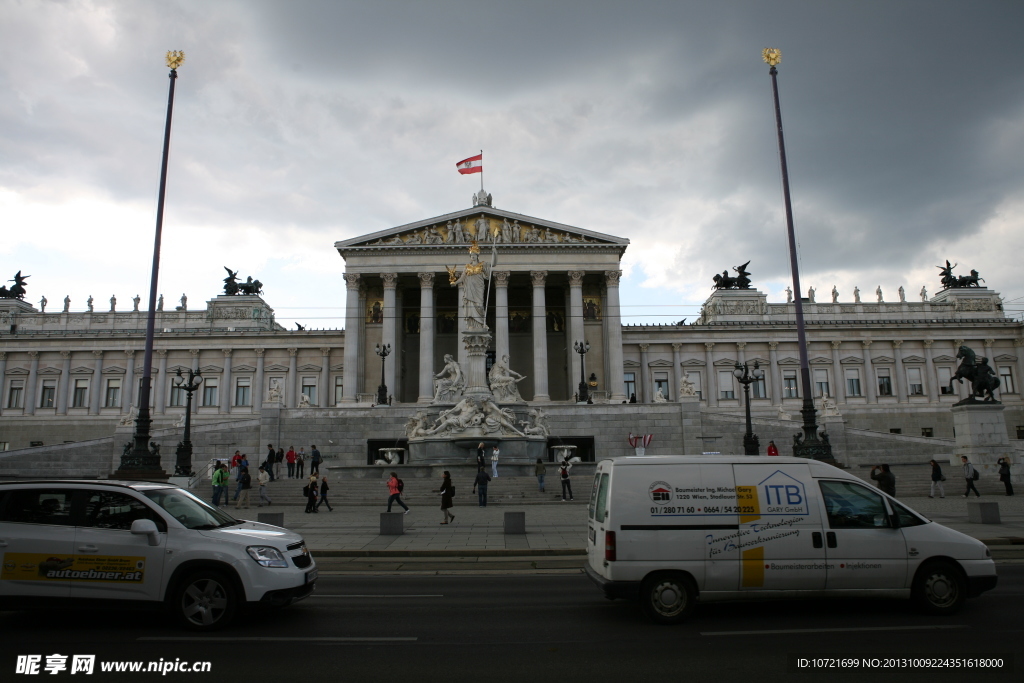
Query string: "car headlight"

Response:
xmin=246 ymin=546 xmax=289 ymax=568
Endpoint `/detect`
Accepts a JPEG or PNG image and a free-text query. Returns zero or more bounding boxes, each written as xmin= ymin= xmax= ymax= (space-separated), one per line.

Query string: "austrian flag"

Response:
xmin=456 ymin=154 xmax=483 ymax=174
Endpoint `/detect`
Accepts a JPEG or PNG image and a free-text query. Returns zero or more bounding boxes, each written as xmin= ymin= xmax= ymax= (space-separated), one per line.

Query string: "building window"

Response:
xmin=877 ymin=368 xmax=893 ymax=396
xmin=7 ymin=380 xmax=24 ymax=409
xmin=999 ymin=366 xmax=1015 ymax=394
xmin=104 ymin=379 xmax=121 ymax=408
xmin=301 ymin=377 xmax=317 ymax=406
xmin=235 ymin=377 xmax=251 ymax=407
xmin=624 ymin=372 xmax=636 ymax=400
xmin=72 ymin=379 xmax=88 ymax=408
xmin=1017 ymin=426 xmax=1024 ymax=440
xmin=889 ymin=428 xmax=901 ymax=434
xmin=653 ymin=372 xmax=669 ymax=400
xmin=718 ymin=370 xmax=735 ymax=399
xmin=169 ymin=384 xmax=185 ymax=407
xmin=937 ymin=366 xmax=954 ymax=394
xmin=783 ymin=370 xmax=798 ymax=398
xmin=845 ymin=368 xmax=862 ymax=397
xmin=921 ymin=428 xmax=934 ymax=437
xmin=334 ymin=377 xmax=344 ymax=405
xmin=751 ymin=376 xmax=766 ymax=398
xmin=814 ymin=369 xmax=830 ymax=398
xmin=39 ymin=380 xmax=56 ymax=408
xmin=0 ymin=442 xmax=8 ymax=452
xmin=907 ymin=367 xmax=924 ymax=396
xmin=202 ymin=379 xmax=219 ymax=407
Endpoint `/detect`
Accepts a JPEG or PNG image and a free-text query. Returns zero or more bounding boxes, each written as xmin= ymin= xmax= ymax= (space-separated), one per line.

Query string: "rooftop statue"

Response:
xmin=223 ymin=268 xmax=264 ymax=296
xmin=937 ymin=260 xmax=985 ymax=289
xmin=712 ymin=261 xmax=753 ymax=290
xmin=0 ymin=271 xmax=29 ymax=300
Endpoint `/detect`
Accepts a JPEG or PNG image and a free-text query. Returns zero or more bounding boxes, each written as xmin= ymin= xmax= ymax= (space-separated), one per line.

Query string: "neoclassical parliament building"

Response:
xmin=1 ymin=193 xmax=1022 ymax=477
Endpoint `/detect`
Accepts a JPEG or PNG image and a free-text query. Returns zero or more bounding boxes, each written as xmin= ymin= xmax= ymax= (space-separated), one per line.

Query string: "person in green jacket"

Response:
xmin=211 ymin=462 xmax=229 ymax=507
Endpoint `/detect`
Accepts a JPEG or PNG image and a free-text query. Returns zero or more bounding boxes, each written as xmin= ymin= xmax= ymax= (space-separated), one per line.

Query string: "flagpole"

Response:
xmin=479 ymin=149 xmax=484 ymax=192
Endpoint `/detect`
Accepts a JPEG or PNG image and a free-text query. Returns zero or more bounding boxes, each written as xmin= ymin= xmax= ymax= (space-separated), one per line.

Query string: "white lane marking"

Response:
xmin=312 ymin=594 xmax=443 ymax=598
xmin=701 ymin=625 xmax=968 ymax=636
xmin=139 ymin=637 xmax=417 ymax=642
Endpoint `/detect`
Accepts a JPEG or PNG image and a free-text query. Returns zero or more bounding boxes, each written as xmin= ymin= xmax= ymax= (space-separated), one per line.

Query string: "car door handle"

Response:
xmin=812 ymin=532 xmax=823 ymax=548
xmin=826 ymin=532 xmax=837 ymax=548
xmin=77 ymin=545 xmax=99 ymax=553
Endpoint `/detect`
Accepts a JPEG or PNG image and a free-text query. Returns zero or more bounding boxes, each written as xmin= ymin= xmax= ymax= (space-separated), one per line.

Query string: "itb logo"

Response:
xmin=648 ymin=481 xmax=672 ymax=504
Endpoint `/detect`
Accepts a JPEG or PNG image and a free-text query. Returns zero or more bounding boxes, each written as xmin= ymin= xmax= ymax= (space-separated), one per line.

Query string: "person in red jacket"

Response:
xmin=285 ymin=447 xmax=297 ymax=478
xmin=386 ymin=472 xmax=410 ymax=513
xmin=766 ymin=440 xmax=779 ymax=456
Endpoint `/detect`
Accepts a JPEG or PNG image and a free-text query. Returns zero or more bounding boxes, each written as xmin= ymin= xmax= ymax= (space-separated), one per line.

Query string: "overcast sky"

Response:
xmin=2 ymin=0 xmax=1023 ymax=329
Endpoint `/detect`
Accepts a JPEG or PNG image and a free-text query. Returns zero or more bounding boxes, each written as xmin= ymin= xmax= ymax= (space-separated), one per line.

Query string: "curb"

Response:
xmin=310 ymin=548 xmax=586 ymax=558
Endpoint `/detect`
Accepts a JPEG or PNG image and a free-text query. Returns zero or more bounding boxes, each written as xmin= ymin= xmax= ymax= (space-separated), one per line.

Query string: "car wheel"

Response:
xmin=173 ymin=571 xmax=237 ymax=630
xmin=912 ymin=561 xmax=966 ymax=615
xmin=640 ymin=572 xmax=696 ymax=624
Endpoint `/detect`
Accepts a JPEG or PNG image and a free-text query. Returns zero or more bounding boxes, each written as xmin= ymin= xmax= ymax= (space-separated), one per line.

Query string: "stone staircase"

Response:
xmin=847 ymin=463 xmax=1008 ymax=497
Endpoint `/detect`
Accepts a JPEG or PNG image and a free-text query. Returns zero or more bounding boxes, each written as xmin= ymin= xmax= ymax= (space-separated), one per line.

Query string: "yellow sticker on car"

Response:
xmin=1 ymin=553 xmax=145 ymax=582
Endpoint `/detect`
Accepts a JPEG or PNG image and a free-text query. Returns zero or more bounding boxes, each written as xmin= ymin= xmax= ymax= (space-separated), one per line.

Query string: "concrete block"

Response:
xmin=380 ymin=511 xmax=404 ymax=535
xmin=967 ymin=500 xmax=1000 ymax=524
xmin=504 ymin=511 xmax=526 ymax=534
xmin=257 ymin=512 xmax=285 ymax=527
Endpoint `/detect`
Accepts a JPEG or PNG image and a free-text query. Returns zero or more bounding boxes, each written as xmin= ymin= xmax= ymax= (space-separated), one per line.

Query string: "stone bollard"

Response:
xmin=504 ymin=511 xmax=526 ymax=535
xmin=967 ymin=500 xmax=1001 ymax=524
xmin=257 ymin=512 xmax=285 ymax=527
xmin=380 ymin=512 xmax=404 ymax=535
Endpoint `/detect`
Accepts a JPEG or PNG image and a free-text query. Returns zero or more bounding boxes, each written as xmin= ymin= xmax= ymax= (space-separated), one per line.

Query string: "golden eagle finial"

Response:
xmin=761 ymin=48 xmax=781 ymax=67
xmin=166 ymin=51 xmax=185 ymax=70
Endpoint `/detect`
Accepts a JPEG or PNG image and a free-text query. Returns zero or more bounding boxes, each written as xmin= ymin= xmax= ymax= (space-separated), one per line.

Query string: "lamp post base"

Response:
xmin=743 ymin=433 xmax=760 ymax=456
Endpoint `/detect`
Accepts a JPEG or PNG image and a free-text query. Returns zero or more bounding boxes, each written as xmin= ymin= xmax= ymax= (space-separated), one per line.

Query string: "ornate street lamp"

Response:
xmin=762 ymin=47 xmax=832 ymax=460
xmin=574 ymin=340 xmax=591 ymax=404
xmin=733 ymin=361 xmax=764 ymax=455
xmin=172 ymin=368 xmax=202 ymax=476
xmin=375 ymin=343 xmax=391 ymax=406
xmin=117 ymin=51 xmax=185 ymax=478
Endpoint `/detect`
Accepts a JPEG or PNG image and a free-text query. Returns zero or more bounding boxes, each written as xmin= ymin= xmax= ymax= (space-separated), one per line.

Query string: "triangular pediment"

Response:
xmin=713 ymin=358 xmax=738 ymax=366
xmin=5 ymin=367 xmax=28 ymax=375
xmin=199 ymin=364 xmax=223 ymax=374
xmin=778 ymin=357 xmax=800 ymax=365
xmin=264 ymin=364 xmax=289 ymax=373
xmin=330 ymin=363 xmax=345 ymax=372
xmin=233 ymin=364 xmax=257 ymax=373
xmin=297 ymin=364 xmax=322 ymax=372
xmin=681 ymin=358 xmax=706 ymax=366
xmin=840 ymin=356 xmax=864 ymax=364
xmin=38 ymin=367 xmax=62 ymax=375
xmin=623 ymin=359 xmax=640 ymax=367
xmin=102 ymin=366 xmax=125 ymax=375
xmin=335 ymin=206 xmax=628 ymax=251
xmin=903 ymin=355 xmax=926 ymax=364
xmin=932 ymin=355 xmax=956 ymax=363
xmin=168 ymin=365 xmax=191 ymax=374
xmin=70 ymin=366 xmax=94 ymax=374
xmin=810 ymin=356 xmax=832 ymax=365
xmin=993 ymin=354 xmax=1017 ymax=363
xmin=648 ymin=359 xmax=674 ymax=367
xmin=873 ymin=356 xmax=895 ymax=364
xmin=748 ymin=357 xmax=769 ymax=365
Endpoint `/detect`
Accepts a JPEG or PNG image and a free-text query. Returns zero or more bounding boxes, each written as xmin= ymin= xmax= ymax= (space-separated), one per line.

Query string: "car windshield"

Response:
xmin=144 ymin=488 xmax=239 ymax=530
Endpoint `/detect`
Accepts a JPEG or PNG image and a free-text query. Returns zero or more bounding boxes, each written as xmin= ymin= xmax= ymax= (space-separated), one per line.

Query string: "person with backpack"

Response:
xmin=275 ymin=447 xmax=285 ymax=480
xmin=286 ymin=446 xmax=297 ymax=478
xmin=316 ymin=475 xmax=334 ymax=511
xmin=265 ymin=444 xmax=276 ymax=481
xmin=211 ymin=462 xmax=229 ymax=507
xmin=310 ymin=445 xmax=322 ymax=476
xmin=962 ymin=456 xmax=981 ymax=498
xmin=232 ymin=454 xmax=249 ymax=502
xmin=997 ymin=458 xmax=1014 ymax=496
xmin=559 ymin=463 xmax=573 ymax=501
xmin=535 ymin=458 xmax=546 ymax=493
xmin=473 ymin=466 xmax=491 ymax=507
xmin=929 ymin=459 xmax=946 ymax=498
xmin=257 ymin=466 xmax=272 ymax=506
xmin=296 ymin=448 xmax=305 ymax=479
xmin=438 ymin=470 xmax=455 ymax=524
xmin=235 ymin=466 xmax=252 ymax=509
xmin=386 ymin=471 xmax=410 ymax=513
xmin=304 ymin=475 xmax=319 ymax=513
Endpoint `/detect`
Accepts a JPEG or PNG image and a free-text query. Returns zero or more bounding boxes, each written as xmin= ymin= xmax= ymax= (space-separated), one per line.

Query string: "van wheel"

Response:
xmin=640 ymin=573 xmax=696 ymax=624
xmin=912 ymin=561 xmax=966 ymax=615
xmin=172 ymin=571 xmax=237 ymax=630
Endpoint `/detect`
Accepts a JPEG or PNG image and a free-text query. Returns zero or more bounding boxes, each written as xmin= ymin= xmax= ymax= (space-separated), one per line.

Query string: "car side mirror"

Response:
xmin=872 ymin=514 xmax=890 ymax=528
xmin=130 ymin=518 xmax=161 ymax=546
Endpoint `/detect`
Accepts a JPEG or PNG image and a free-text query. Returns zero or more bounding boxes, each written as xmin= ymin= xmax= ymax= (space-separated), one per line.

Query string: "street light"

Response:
xmin=172 ymin=368 xmax=202 ymax=476
xmin=375 ymin=343 xmax=391 ymax=406
xmin=574 ymin=340 xmax=591 ymax=404
xmin=762 ymin=47 xmax=832 ymax=460
xmin=733 ymin=361 xmax=764 ymax=455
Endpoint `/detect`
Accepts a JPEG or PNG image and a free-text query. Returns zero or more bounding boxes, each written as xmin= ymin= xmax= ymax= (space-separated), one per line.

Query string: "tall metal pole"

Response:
xmin=762 ymin=48 xmax=831 ymax=460
xmin=119 ymin=51 xmax=185 ymax=477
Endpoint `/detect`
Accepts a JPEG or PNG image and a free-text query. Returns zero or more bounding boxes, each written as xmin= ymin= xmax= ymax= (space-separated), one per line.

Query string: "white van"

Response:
xmin=585 ymin=456 xmax=997 ymax=623
xmin=0 ymin=480 xmax=316 ymax=630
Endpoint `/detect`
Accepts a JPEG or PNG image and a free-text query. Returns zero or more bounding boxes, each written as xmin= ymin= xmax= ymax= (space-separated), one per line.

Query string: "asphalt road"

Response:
xmin=2 ymin=567 xmax=1022 ymax=682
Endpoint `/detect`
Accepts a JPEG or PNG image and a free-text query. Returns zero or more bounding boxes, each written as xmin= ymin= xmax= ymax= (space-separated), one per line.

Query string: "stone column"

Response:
xmin=1015 ymin=339 xmax=1024 ymax=399
xmin=122 ymin=350 xmax=136 ymax=413
xmin=155 ymin=350 xmax=168 ymax=414
xmin=57 ymin=350 xmax=71 ymax=415
xmin=381 ymin=272 xmax=398 ymax=400
xmin=493 ymin=271 xmax=510 ymax=365
xmin=893 ymin=340 xmax=907 ymax=402
xmin=831 ymin=341 xmax=845 ymax=403
xmin=568 ymin=270 xmax=585 ymax=392
xmin=320 ymin=347 xmax=331 ymax=407
xmin=639 ymin=344 xmax=651 ymax=402
xmin=923 ymin=340 xmax=937 ymax=403
xmin=457 ymin=282 xmax=467 ymax=369
xmin=705 ymin=342 xmax=718 ymax=407
xmin=254 ymin=348 xmax=265 ymax=411
xmin=25 ymin=351 xmax=39 ymax=415
xmin=862 ymin=341 xmax=877 ymax=403
xmin=417 ymin=272 xmax=436 ymax=403
xmin=90 ymin=350 xmax=104 ymax=415
xmin=190 ymin=349 xmax=200 ymax=414
xmin=530 ymin=271 xmax=550 ymax=401
xmin=671 ymin=343 xmax=682 ymax=401
xmin=287 ymin=348 xmax=298 ymax=408
xmin=768 ymin=341 xmax=781 ymax=406
xmin=221 ymin=349 xmax=233 ymax=413
xmin=605 ymin=270 xmax=626 ymax=403
xmin=0 ymin=352 xmax=6 ymax=416
xmin=341 ymin=273 xmax=361 ymax=402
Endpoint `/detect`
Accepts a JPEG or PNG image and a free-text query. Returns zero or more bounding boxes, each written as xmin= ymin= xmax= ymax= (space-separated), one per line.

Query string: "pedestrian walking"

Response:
xmin=998 ymin=458 xmax=1014 ymax=496
xmin=286 ymin=446 xmax=297 ymax=478
xmin=310 ymin=445 xmax=322 ymax=476
xmin=386 ymin=471 xmax=409 ymax=513
xmin=870 ymin=464 xmax=896 ymax=497
xmin=438 ymin=470 xmax=455 ymax=524
xmin=304 ymin=476 xmax=319 ymax=513
xmin=317 ymin=475 xmax=334 ymax=511
xmin=229 ymin=450 xmax=243 ymax=474
xmin=275 ymin=447 xmax=284 ymax=480
xmin=559 ymin=463 xmax=573 ymax=501
xmin=929 ymin=459 xmax=946 ymax=498
xmin=535 ymin=458 xmax=546 ymax=492
xmin=232 ymin=454 xmax=249 ymax=501
xmin=257 ymin=466 xmax=272 ymax=506
xmin=766 ymin=440 xmax=779 ymax=456
xmin=491 ymin=445 xmax=500 ymax=478
xmin=265 ymin=444 xmax=276 ymax=481
xmin=962 ymin=456 xmax=981 ymax=498
xmin=235 ymin=466 xmax=251 ymax=509
xmin=473 ymin=467 xmax=491 ymax=507
xmin=211 ymin=462 xmax=229 ymax=507
xmin=296 ymin=448 xmax=305 ymax=479
xmin=476 ymin=442 xmax=486 ymax=470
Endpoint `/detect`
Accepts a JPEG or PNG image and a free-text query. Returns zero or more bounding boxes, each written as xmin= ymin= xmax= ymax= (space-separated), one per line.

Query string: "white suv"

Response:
xmin=0 ymin=480 xmax=317 ymax=630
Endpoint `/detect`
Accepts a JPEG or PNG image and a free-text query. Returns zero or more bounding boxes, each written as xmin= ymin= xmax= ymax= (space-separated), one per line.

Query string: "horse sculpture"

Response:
xmin=950 ymin=345 xmax=1000 ymax=402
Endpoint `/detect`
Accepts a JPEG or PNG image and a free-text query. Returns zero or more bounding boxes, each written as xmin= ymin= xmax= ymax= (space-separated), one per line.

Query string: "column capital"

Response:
xmin=189 ymin=349 xmax=200 ymax=357
xmin=288 ymin=348 xmax=298 ymax=357
xmin=0 ymin=351 xmax=5 ymax=361
xmin=831 ymin=340 xmax=842 ymax=349
xmin=92 ymin=350 xmax=104 ymax=358
xmin=768 ymin=341 xmax=779 ymax=350
xmin=124 ymin=349 xmax=136 ymax=358
xmin=985 ymin=338 xmax=995 ymax=346
xmin=954 ymin=339 xmax=964 ymax=349
xmin=222 ymin=348 xmax=233 ymax=357
xmin=320 ymin=347 xmax=331 ymax=355
xmin=671 ymin=342 xmax=682 ymax=351
xmin=704 ymin=342 xmax=715 ymax=350
xmin=381 ymin=272 xmax=399 ymax=289
xmin=1015 ymin=339 xmax=1024 ymax=348
xmin=639 ymin=343 xmax=650 ymax=352
xmin=862 ymin=340 xmax=873 ymax=349
xmin=417 ymin=272 xmax=435 ymax=287
xmin=27 ymin=350 xmax=39 ymax=358
xmin=156 ymin=349 xmax=168 ymax=357
xmin=568 ymin=270 xmax=585 ymax=287
xmin=530 ymin=271 xmax=548 ymax=287
xmin=344 ymin=273 xmax=361 ymax=290
xmin=736 ymin=342 xmax=746 ymax=350
xmin=254 ymin=347 xmax=265 ymax=357
xmin=604 ymin=270 xmax=623 ymax=286
xmin=60 ymin=350 xmax=71 ymax=359
xmin=893 ymin=340 xmax=903 ymax=349
xmin=493 ymin=270 xmax=510 ymax=286
xmin=923 ymin=339 xmax=934 ymax=347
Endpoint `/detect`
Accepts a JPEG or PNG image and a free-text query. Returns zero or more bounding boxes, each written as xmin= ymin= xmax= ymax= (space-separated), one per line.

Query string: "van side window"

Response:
xmin=0 ymin=489 xmax=75 ymax=526
xmin=594 ymin=474 xmax=610 ymax=522
xmin=819 ymin=481 xmax=891 ymax=529
xmin=890 ymin=500 xmax=926 ymax=528
xmin=82 ymin=491 xmax=168 ymax=532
